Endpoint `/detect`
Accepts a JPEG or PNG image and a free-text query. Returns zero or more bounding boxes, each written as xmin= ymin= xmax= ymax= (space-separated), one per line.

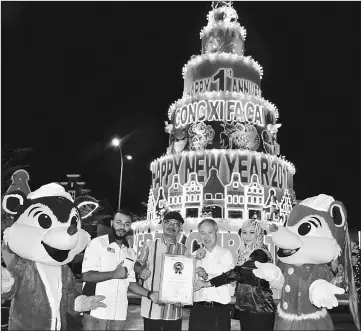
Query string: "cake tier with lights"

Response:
xmin=184 ymin=4 xmax=261 ymax=94
xmin=184 ymin=3 xmax=263 ymax=93
xmin=171 ymin=3 xmax=278 ymax=156
xmin=132 ymin=2 xmax=296 ymax=266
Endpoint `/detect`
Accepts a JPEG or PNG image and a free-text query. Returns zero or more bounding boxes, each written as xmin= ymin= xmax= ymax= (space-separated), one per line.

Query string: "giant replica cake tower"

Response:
xmin=133 ymin=2 xmax=296 ymax=261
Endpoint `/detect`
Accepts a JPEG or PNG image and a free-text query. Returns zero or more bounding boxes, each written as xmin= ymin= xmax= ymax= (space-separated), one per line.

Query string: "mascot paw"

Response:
xmin=82 ymin=295 xmax=107 ymax=311
xmin=253 ymin=261 xmax=281 ymax=282
xmin=76 ymin=295 xmax=107 ymax=312
xmin=309 ymin=279 xmax=345 ymax=309
xmin=1 ymin=266 xmax=14 ymax=293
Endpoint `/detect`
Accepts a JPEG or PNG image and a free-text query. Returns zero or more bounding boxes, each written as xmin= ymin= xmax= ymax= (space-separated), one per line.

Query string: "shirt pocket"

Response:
xmin=101 ymin=251 xmax=118 ymax=271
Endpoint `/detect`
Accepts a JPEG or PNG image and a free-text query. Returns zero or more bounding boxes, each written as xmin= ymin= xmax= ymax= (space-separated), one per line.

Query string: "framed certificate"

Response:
xmin=159 ymin=254 xmax=196 ymax=306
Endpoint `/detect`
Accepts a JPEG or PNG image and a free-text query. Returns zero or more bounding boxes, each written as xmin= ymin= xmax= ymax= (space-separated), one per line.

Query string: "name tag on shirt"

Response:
xmin=107 ymin=247 xmax=115 ymax=253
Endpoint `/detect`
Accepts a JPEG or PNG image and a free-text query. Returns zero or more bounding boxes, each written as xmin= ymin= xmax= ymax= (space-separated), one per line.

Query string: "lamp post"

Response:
xmin=111 ymin=137 xmax=132 ymax=210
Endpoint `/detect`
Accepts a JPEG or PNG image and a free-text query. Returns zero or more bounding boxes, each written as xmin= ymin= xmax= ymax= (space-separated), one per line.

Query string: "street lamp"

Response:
xmin=111 ymin=137 xmax=132 ymax=210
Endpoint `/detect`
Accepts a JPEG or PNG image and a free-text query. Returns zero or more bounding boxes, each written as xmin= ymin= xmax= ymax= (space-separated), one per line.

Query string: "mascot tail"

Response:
xmin=342 ymin=230 xmax=360 ymax=330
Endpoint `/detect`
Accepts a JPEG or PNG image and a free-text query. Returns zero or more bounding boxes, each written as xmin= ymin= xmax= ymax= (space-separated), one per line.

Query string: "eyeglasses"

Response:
xmin=163 ymin=220 xmax=181 ymax=228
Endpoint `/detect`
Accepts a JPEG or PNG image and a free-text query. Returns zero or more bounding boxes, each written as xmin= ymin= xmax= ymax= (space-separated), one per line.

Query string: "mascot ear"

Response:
xmin=2 ymin=190 xmax=27 ymax=215
xmin=329 ymin=201 xmax=347 ymax=228
xmin=75 ymin=196 xmax=99 ymax=219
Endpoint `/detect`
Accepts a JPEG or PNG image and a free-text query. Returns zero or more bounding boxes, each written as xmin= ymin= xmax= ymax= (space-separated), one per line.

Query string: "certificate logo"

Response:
xmin=173 ymin=262 xmax=184 ymax=275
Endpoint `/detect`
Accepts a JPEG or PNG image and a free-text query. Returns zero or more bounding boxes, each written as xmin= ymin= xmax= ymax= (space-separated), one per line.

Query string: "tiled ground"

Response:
xmin=2 ymin=299 xmax=358 ymax=331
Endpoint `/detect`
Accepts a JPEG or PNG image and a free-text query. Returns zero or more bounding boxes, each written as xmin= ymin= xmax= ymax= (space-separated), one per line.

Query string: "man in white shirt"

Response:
xmin=81 ymin=209 xmax=159 ymax=330
xmin=189 ymin=218 xmax=235 ymax=331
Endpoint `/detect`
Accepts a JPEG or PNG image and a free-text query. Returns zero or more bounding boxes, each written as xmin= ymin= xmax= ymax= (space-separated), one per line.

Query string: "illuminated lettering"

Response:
xmin=246 ymin=102 xmax=255 ymax=123
xmin=208 ymin=100 xmax=220 ymax=121
xmin=173 ymin=99 xmax=265 ymax=128
xmin=197 ymin=101 xmax=207 ymax=121
xmin=226 ymin=100 xmax=236 ymax=121
xmin=181 ymin=105 xmax=188 ymax=126
xmin=135 ymin=230 xmax=277 ymax=268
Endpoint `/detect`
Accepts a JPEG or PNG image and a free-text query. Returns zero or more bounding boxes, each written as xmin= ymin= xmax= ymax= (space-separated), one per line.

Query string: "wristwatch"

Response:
xmin=147 ymin=291 xmax=153 ymax=300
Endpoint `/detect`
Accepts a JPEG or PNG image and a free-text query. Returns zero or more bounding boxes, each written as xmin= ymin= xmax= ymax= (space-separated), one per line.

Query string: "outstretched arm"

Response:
xmin=209 ymin=249 xmax=269 ymax=287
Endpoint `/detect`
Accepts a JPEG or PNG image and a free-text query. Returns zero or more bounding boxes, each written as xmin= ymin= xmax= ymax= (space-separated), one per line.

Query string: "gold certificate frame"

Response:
xmin=159 ymin=254 xmax=196 ymax=306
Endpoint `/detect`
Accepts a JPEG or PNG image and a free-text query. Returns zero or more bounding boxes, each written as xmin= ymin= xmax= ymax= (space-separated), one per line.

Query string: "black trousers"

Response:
xmin=143 ymin=317 xmax=182 ymax=331
xmin=238 ymin=310 xmax=275 ymax=331
xmin=188 ymin=304 xmax=231 ymax=331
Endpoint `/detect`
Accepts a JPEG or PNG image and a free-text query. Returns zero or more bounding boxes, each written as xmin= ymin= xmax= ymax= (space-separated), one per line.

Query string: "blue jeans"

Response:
xmin=82 ymin=313 xmax=126 ymax=331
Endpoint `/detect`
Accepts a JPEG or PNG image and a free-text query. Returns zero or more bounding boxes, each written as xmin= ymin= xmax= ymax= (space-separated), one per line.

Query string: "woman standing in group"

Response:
xmin=194 ymin=219 xmax=276 ymax=331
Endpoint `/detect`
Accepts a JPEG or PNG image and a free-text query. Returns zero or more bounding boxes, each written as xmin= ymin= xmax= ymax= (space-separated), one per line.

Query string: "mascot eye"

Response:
xmin=38 ymin=214 xmax=52 ymax=229
xmin=71 ymin=215 xmax=79 ymax=226
xmin=297 ymin=222 xmax=317 ymax=236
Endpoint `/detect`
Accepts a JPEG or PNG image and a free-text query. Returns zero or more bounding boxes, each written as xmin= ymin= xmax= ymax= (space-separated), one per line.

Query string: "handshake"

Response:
xmin=193 ymin=266 xmax=210 ymax=292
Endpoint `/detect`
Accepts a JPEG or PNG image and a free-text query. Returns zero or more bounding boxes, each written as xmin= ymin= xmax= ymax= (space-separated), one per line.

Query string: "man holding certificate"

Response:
xmin=134 ymin=211 xmax=188 ymax=331
xmin=189 ymin=218 xmax=235 ymax=331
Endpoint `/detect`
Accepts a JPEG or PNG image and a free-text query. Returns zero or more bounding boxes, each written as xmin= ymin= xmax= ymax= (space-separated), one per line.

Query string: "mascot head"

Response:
xmin=270 ymin=194 xmax=346 ymax=265
xmin=270 ymin=194 xmax=360 ymax=330
xmin=2 ymin=182 xmax=98 ymax=266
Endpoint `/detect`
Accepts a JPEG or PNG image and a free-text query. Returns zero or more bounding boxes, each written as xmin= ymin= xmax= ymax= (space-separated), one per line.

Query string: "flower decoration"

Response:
xmin=188 ymin=122 xmax=215 ymax=151
xmin=220 ymin=122 xmax=260 ymax=150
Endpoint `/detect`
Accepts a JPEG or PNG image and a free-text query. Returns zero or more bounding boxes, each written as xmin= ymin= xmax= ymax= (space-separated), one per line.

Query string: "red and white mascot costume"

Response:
xmin=1 ymin=183 xmax=107 ymax=330
xmin=254 ymin=194 xmax=360 ymax=330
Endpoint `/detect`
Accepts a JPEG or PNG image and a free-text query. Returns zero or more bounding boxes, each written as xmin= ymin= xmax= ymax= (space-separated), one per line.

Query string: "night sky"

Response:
xmin=2 ymin=2 xmax=361 ymax=229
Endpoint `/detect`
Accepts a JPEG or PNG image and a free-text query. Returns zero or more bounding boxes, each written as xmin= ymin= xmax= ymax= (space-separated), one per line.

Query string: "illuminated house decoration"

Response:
xmin=147 ymin=189 xmax=156 ymax=221
xmin=203 ymin=168 xmax=225 ymax=218
xmin=245 ymin=174 xmax=264 ymax=219
xmin=60 ymin=174 xmax=91 ymax=200
xmin=263 ymin=188 xmax=280 ymax=222
xmin=168 ymin=174 xmax=183 ymax=212
xmin=183 ymin=172 xmax=203 ymax=218
xmin=279 ymin=189 xmax=293 ymax=225
xmin=225 ymin=172 xmax=246 ymax=219
xmin=132 ymin=2 xmax=297 ymax=276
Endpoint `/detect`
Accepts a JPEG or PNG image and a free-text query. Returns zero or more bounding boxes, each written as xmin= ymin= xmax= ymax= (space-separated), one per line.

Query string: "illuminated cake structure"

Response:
xmin=133 ymin=1 xmax=296 ymax=262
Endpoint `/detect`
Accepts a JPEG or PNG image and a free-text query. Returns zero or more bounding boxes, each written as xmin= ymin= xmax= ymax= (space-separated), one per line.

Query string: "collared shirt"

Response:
xmin=136 ymin=236 xmax=187 ymax=320
xmin=194 ymin=245 xmax=235 ymax=305
xmin=82 ymin=233 xmax=136 ymax=321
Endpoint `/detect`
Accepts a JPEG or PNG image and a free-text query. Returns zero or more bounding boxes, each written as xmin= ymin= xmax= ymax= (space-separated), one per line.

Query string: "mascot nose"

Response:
xmin=271 ymin=225 xmax=302 ymax=248
xmin=67 ymin=225 xmax=78 ymax=236
xmin=269 ymin=224 xmax=278 ymax=232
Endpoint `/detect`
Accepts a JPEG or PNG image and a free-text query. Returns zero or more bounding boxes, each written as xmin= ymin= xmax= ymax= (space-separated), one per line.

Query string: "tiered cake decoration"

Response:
xmin=133 ymin=2 xmax=296 ymax=260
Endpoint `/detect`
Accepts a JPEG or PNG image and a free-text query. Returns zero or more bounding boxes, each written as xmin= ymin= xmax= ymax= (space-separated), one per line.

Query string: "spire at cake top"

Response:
xmin=210 ymin=1 xmax=238 ymax=24
xmin=200 ymin=2 xmax=247 ymax=42
xmin=200 ymin=2 xmax=247 ymax=55
xmin=212 ymin=1 xmax=233 ymax=9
